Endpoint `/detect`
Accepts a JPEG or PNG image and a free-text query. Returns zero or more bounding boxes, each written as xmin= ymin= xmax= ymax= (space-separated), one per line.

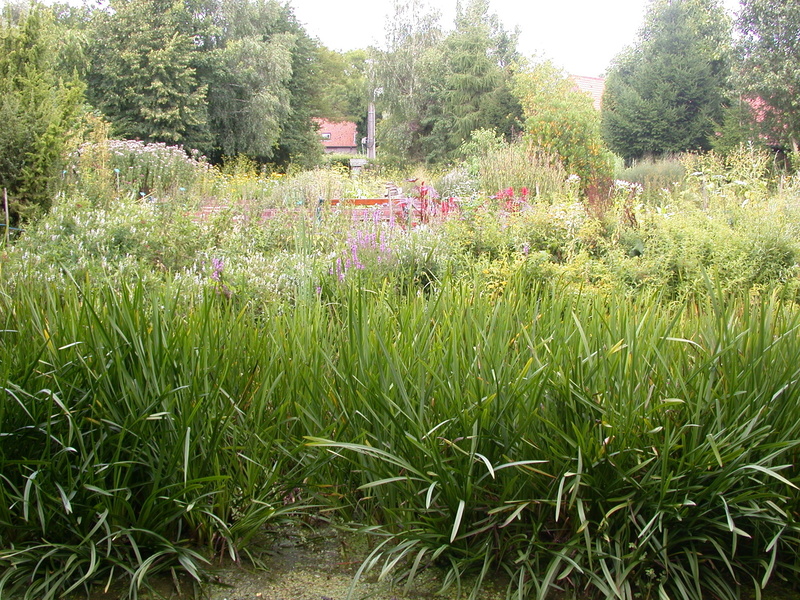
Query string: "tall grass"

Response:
xmin=0 ymin=278 xmax=310 ymax=598
xmin=305 ymin=280 xmax=800 ymax=600
xmin=5 ymin=135 xmax=800 ymax=599
xmin=2 ymin=272 xmax=800 ymax=598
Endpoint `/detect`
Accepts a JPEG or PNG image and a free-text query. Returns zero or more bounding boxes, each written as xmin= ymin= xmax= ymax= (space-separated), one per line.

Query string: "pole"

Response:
xmin=367 ymin=101 xmax=376 ymax=160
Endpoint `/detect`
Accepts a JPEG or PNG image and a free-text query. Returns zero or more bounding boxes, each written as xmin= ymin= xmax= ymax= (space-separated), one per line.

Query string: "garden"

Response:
xmin=2 ymin=137 xmax=800 ymax=600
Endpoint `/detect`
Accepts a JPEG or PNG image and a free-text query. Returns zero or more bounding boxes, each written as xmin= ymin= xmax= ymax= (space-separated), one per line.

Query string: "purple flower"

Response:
xmin=211 ymin=258 xmax=224 ymax=281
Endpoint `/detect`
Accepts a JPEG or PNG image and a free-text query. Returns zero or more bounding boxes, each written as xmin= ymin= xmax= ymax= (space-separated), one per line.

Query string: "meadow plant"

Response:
xmin=0 ymin=278 xmax=312 ymax=599
xmin=460 ymin=131 xmax=570 ymax=201
xmin=65 ymin=138 xmax=211 ymax=206
xmin=3 ymin=168 xmax=800 ymax=600
xmin=306 ymin=281 xmax=800 ymax=600
xmin=681 ymin=147 xmax=774 ymax=206
xmin=615 ymin=155 xmax=685 ymax=203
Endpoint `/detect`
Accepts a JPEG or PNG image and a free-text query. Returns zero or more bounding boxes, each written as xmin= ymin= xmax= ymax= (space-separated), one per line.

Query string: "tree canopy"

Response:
xmin=515 ymin=61 xmax=612 ymax=191
xmin=87 ymin=0 xmax=209 ymax=149
xmin=0 ymin=3 xmax=83 ymax=219
xmin=374 ymin=0 xmax=522 ymax=165
xmin=736 ymin=0 xmax=800 ymax=152
xmin=80 ymin=0 xmax=322 ymax=166
xmin=601 ymin=0 xmax=732 ymax=162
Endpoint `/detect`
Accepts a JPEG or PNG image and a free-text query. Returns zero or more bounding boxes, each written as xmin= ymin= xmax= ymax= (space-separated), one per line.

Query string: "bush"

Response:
xmin=460 ymin=129 xmax=570 ymax=201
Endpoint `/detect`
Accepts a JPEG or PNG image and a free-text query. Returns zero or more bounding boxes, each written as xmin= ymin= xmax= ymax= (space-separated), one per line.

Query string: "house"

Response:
xmin=314 ymin=118 xmax=359 ymax=154
xmin=570 ymin=75 xmax=605 ymax=111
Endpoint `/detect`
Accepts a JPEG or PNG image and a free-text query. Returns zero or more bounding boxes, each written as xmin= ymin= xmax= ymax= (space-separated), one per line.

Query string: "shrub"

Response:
xmin=615 ymin=155 xmax=685 ymax=202
xmin=65 ymin=137 xmax=211 ymax=206
xmin=513 ymin=61 xmax=615 ymax=194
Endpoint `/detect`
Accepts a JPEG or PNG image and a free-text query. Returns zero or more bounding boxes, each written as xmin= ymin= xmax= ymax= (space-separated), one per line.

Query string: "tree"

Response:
xmin=0 ymin=3 xmax=84 ymax=219
xmin=374 ymin=0 xmax=444 ymax=164
xmin=267 ymin=8 xmax=324 ymax=168
xmin=85 ymin=0 xmax=323 ymax=166
xmin=86 ymin=0 xmax=209 ymax=149
xmin=313 ymin=47 xmax=370 ymax=126
xmin=737 ymin=0 xmax=800 ymax=152
xmin=435 ymin=0 xmax=522 ymax=158
xmin=375 ymin=0 xmax=522 ymax=165
xmin=201 ymin=0 xmax=324 ymax=166
xmin=515 ymin=61 xmax=612 ymax=191
xmin=204 ymin=0 xmax=296 ymax=161
xmin=602 ymin=0 xmax=732 ymax=162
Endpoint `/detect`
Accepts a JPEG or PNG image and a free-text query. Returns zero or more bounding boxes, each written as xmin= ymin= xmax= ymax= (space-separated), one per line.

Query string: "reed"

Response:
xmin=2 ymin=271 xmax=800 ymax=599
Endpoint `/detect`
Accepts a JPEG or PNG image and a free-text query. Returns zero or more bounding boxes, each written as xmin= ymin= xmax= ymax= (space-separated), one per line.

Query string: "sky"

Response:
xmin=289 ymin=0 xmax=743 ymax=77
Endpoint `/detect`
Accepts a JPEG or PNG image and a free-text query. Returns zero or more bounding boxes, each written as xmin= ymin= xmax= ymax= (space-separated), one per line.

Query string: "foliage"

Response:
xmin=65 ymin=136 xmax=211 ymax=205
xmin=86 ymin=0 xmax=209 ymax=150
xmin=312 ymin=47 xmax=370 ymax=131
xmin=514 ymin=60 xmax=613 ymax=192
xmin=373 ymin=0 xmax=443 ymax=164
xmin=602 ymin=0 xmax=732 ymax=161
xmin=433 ymin=0 xmax=522 ymax=157
xmin=616 ymin=154 xmax=685 ymax=200
xmin=459 ymin=128 xmax=570 ymax=201
xmin=712 ymin=99 xmax=765 ymax=155
xmin=736 ymin=0 xmax=800 ymax=152
xmin=204 ymin=0 xmax=297 ymax=161
xmin=4 ymin=147 xmax=800 ymax=598
xmin=0 ymin=279 xmax=308 ymax=599
xmin=0 ymin=2 xmax=84 ymax=221
xmin=374 ymin=0 xmax=522 ymax=165
xmin=81 ymin=0 xmax=323 ymax=168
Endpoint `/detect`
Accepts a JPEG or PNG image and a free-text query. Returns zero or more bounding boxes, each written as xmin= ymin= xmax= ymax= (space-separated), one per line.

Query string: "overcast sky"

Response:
xmin=290 ymin=0 xmax=743 ymax=77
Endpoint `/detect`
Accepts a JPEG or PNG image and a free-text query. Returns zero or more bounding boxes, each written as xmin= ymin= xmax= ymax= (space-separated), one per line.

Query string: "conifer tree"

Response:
xmin=0 ymin=3 xmax=83 ymax=219
xmin=602 ymin=0 xmax=731 ymax=162
xmin=86 ymin=0 xmax=208 ymax=149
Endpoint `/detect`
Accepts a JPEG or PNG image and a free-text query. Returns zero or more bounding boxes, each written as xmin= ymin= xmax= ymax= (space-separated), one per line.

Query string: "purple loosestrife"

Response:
xmin=211 ymin=257 xmax=224 ymax=281
xmin=210 ymin=257 xmax=231 ymax=298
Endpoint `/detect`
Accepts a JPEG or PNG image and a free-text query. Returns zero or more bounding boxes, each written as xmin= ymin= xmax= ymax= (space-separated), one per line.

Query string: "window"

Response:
xmin=321 ymin=132 xmax=331 ymax=140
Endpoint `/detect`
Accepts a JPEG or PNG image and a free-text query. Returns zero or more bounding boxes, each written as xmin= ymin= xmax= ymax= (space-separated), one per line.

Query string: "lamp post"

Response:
xmin=366 ymin=87 xmax=382 ymax=160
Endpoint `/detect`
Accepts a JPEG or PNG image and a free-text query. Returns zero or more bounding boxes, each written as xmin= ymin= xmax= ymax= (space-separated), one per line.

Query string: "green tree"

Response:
xmin=0 ymin=3 xmax=84 ymax=220
xmin=375 ymin=0 xmax=522 ymax=165
xmin=737 ymin=0 xmax=800 ymax=152
xmin=442 ymin=0 xmax=521 ymax=146
xmin=374 ymin=0 xmax=443 ymax=164
xmin=602 ymin=0 xmax=732 ymax=162
xmin=202 ymin=0 xmax=323 ymax=166
xmin=514 ymin=61 xmax=612 ymax=191
xmin=267 ymin=9 xmax=324 ymax=168
xmin=87 ymin=0 xmax=209 ymax=149
xmin=204 ymin=0 xmax=296 ymax=161
xmin=313 ymin=47 xmax=370 ymax=127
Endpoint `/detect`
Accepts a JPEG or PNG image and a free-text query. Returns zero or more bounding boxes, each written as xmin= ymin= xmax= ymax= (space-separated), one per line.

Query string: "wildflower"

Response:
xmin=211 ymin=257 xmax=224 ymax=281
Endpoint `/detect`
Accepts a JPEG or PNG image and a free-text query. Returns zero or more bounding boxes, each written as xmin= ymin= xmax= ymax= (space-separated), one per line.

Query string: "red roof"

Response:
xmin=570 ymin=75 xmax=605 ymax=111
xmin=313 ymin=118 xmax=357 ymax=151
